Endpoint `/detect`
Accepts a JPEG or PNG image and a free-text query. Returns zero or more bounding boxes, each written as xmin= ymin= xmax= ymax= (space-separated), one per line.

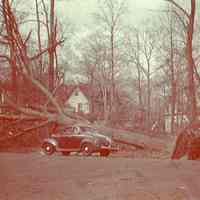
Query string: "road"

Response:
xmin=0 ymin=152 xmax=200 ymax=200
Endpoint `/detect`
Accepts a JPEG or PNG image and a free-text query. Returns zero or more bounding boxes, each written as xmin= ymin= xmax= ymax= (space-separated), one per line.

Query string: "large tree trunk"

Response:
xmin=136 ymin=32 xmax=143 ymax=108
xmin=3 ymin=0 xmax=18 ymax=102
xmin=186 ymin=0 xmax=197 ymax=122
xmin=103 ymin=87 xmax=109 ymax=123
xmin=170 ymin=10 xmax=176 ymax=135
xmin=147 ymin=61 xmax=151 ymax=130
xmin=95 ymin=125 xmax=168 ymax=152
xmin=49 ymin=0 xmax=55 ymax=92
xmin=35 ymin=0 xmax=43 ymax=70
xmin=166 ymin=0 xmax=197 ymax=122
xmin=110 ymin=26 xmax=115 ymax=114
xmin=166 ymin=0 xmax=198 ymax=159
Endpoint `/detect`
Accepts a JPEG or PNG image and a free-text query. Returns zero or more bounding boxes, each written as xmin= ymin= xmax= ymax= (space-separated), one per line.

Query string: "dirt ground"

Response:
xmin=0 ymin=152 xmax=200 ymax=200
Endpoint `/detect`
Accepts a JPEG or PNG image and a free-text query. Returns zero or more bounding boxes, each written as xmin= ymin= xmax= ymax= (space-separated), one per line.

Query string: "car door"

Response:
xmin=66 ymin=135 xmax=83 ymax=150
xmin=57 ymin=127 xmax=84 ymax=150
xmin=56 ymin=127 xmax=73 ymax=149
xmin=57 ymin=135 xmax=70 ymax=149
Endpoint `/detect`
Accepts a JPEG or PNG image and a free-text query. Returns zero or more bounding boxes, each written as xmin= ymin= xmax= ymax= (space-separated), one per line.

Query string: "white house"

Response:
xmin=64 ymin=86 xmax=90 ymax=114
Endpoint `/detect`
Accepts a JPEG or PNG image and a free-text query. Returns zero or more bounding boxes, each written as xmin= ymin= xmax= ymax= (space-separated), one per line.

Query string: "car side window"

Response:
xmin=57 ymin=127 xmax=72 ymax=135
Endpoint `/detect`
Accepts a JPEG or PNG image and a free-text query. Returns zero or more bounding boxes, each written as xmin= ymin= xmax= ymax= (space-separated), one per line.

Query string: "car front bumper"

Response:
xmin=99 ymin=145 xmax=119 ymax=152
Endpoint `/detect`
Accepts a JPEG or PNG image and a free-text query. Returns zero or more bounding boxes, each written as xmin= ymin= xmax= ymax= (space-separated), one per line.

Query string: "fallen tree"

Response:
xmin=0 ymin=1 xmax=173 ymax=156
xmin=0 ymin=0 xmax=87 ymax=142
xmin=77 ymin=124 xmax=170 ymax=153
xmin=113 ymin=131 xmax=167 ymax=152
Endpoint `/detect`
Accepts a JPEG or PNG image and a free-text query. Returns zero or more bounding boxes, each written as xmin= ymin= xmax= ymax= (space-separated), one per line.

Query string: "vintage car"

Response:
xmin=42 ymin=125 xmax=117 ymax=157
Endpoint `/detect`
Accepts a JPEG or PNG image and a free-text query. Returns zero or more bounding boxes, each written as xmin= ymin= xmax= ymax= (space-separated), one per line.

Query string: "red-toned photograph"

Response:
xmin=0 ymin=0 xmax=200 ymax=199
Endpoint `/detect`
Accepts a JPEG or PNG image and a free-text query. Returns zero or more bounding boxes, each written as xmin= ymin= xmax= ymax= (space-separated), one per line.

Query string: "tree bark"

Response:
xmin=136 ymin=32 xmax=143 ymax=108
xmin=49 ymin=0 xmax=55 ymax=92
xmin=110 ymin=26 xmax=115 ymax=114
xmin=166 ymin=0 xmax=197 ymax=122
xmin=35 ymin=0 xmax=43 ymax=76
xmin=147 ymin=60 xmax=151 ymax=130
xmin=2 ymin=0 xmax=18 ymax=102
xmin=186 ymin=0 xmax=197 ymax=121
xmin=170 ymin=8 xmax=176 ymax=135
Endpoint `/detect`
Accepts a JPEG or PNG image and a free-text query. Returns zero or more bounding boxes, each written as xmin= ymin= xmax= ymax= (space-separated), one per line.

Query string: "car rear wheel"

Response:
xmin=42 ymin=143 xmax=55 ymax=155
xmin=81 ymin=143 xmax=93 ymax=156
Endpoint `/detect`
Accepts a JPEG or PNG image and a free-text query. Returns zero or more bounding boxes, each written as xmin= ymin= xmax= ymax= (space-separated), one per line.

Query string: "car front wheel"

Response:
xmin=42 ymin=143 xmax=55 ymax=155
xmin=81 ymin=143 xmax=93 ymax=156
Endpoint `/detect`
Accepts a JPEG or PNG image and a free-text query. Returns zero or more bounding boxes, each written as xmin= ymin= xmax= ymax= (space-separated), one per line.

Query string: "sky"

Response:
xmin=17 ymin=0 xmax=166 ymax=38
xmin=52 ymin=0 xmax=165 ymax=82
xmin=55 ymin=0 xmax=165 ymax=32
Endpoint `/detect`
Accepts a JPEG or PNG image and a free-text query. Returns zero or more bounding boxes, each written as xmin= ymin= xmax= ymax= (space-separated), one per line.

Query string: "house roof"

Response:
xmin=77 ymin=84 xmax=91 ymax=99
xmin=56 ymin=84 xmax=91 ymax=105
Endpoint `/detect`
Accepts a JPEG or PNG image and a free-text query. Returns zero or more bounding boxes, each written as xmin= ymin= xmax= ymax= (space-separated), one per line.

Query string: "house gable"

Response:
xmin=65 ymin=87 xmax=90 ymax=114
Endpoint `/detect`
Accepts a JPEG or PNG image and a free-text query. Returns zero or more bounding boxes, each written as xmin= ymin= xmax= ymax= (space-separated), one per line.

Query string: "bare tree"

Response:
xmin=1 ymin=0 xmax=18 ymax=102
xmin=79 ymin=31 xmax=111 ymax=123
xmin=169 ymin=7 xmax=177 ymax=135
xmin=35 ymin=0 xmax=43 ymax=71
xmin=125 ymin=27 xmax=144 ymax=109
xmin=94 ymin=0 xmax=127 ymax=114
xmin=140 ymin=27 xmax=157 ymax=130
xmin=154 ymin=4 xmax=189 ymax=133
xmin=165 ymin=0 xmax=197 ymax=122
xmin=124 ymin=24 xmax=163 ymax=132
xmin=49 ymin=0 xmax=55 ymax=92
xmin=0 ymin=0 xmax=85 ymax=142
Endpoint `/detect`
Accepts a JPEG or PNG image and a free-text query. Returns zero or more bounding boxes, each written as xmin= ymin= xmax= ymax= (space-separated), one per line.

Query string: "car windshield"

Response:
xmin=55 ymin=126 xmax=73 ymax=135
xmin=56 ymin=124 xmax=101 ymax=135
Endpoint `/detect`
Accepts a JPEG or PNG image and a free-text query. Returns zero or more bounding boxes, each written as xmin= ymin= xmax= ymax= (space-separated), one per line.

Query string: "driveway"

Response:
xmin=0 ymin=152 xmax=200 ymax=200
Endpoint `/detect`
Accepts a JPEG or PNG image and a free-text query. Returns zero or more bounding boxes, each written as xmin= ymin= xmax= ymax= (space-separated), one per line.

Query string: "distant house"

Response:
xmin=65 ymin=85 xmax=90 ymax=114
xmin=57 ymin=84 xmax=91 ymax=114
xmin=56 ymin=83 xmax=131 ymax=123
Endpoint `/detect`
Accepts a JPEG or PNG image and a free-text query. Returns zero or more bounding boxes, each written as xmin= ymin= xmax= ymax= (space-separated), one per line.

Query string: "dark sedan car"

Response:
xmin=42 ymin=125 xmax=117 ymax=157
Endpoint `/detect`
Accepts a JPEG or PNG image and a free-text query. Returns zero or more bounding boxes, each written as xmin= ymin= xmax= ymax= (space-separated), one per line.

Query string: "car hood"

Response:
xmin=86 ymin=131 xmax=111 ymax=141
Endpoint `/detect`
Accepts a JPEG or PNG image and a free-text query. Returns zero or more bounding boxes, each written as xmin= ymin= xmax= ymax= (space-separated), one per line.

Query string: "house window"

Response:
xmin=84 ymin=103 xmax=89 ymax=113
xmin=74 ymin=90 xmax=79 ymax=96
xmin=78 ymin=103 xmax=83 ymax=112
